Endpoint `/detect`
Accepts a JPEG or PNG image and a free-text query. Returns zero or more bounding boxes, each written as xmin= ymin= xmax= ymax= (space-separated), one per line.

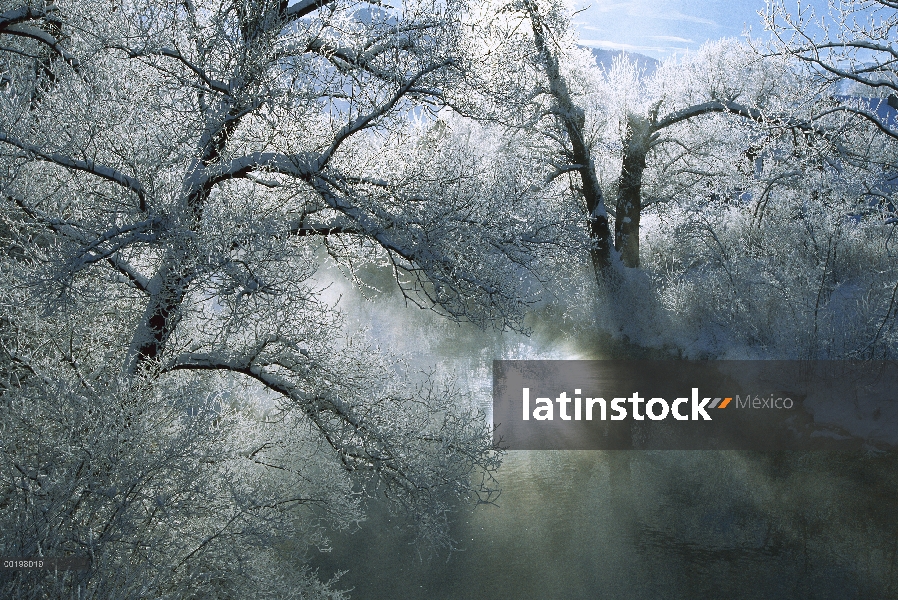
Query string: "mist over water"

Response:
xmin=304 ymin=269 xmax=898 ymax=599
xmin=310 ymin=449 xmax=898 ymax=599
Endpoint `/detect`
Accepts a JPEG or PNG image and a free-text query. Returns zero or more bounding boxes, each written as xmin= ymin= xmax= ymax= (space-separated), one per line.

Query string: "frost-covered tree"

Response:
xmin=610 ymin=40 xmax=898 ymax=358
xmin=564 ymin=37 xmax=859 ymax=270
xmin=451 ymin=0 xmax=618 ymax=280
xmin=479 ymin=2 xmax=814 ymax=275
xmin=0 ymin=0 xmax=570 ymax=596
xmin=520 ymin=0 xmax=616 ymax=276
xmin=764 ymin=0 xmax=898 ymax=142
xmin=761 ymin=0 xmax=898 ymax=215
xmin=598 ymin=41 xmax=798 ymax=267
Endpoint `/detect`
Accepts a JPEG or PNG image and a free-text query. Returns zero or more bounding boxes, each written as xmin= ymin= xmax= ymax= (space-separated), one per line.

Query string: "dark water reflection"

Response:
xmin=308 ymin=450 xmax=898 ymax=599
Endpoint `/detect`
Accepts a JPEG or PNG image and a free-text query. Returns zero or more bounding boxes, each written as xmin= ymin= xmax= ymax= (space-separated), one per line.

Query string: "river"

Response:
xmin=308 ymin=448 xmax=898 ymax=599
xmin=307 ymin=286 xmax=897 ymax=598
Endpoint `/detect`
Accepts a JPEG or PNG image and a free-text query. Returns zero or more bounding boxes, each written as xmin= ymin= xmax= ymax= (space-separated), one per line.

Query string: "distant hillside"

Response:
xmin=588 ymin=47 xmax=660 ymax=77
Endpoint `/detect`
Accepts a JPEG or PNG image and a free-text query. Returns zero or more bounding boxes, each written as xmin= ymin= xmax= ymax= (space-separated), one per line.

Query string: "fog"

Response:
xmin=303 ymin=266 xmax=898 ymax=599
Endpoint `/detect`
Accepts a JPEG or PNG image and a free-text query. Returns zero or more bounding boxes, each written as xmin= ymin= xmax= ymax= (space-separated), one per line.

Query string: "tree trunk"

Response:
xmin=126 ymin=247 xmax=195 ymax=374
xmin=615 ymin=114 xmax=651 ymax=268
xmin=580 ymin=149 xmax=617 ymax=276
xmin=126 ymin=119 xmax=238 ymax=374
xmin=526 ymin=3 xmax=617 ymax=280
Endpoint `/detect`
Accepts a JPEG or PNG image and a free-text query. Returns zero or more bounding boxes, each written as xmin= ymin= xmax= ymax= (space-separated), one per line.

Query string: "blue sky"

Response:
xmin=571 ymin=0 xmax=828 ymax=59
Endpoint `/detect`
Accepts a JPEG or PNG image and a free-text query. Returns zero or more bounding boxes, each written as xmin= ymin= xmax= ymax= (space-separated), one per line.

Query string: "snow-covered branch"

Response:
xmin=0 ymin=132 xmax=147 ymax=210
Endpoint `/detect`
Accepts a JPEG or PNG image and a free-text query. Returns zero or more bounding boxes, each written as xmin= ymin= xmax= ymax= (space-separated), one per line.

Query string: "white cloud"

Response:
xmin=654 ymin=10 xmax=717 ymax=26
xmin=577 ymin=39 xmax=667 ymax=54
xmin=585 ymin=1 xmax=719 ymax=26
xmin=647 ymin=35 xmax=695 ymax=43
xmin=592 ymin=2 xmax=637 ymax=13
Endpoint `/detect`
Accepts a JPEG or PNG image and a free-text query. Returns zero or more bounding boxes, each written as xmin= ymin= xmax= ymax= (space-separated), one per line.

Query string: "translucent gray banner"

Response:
xmin=492 ymin=361 xmax=898 ymax=450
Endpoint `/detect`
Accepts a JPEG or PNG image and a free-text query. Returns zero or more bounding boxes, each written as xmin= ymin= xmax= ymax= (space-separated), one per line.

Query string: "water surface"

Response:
xmin=309 ymin=449 xmax=898 ymax=599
